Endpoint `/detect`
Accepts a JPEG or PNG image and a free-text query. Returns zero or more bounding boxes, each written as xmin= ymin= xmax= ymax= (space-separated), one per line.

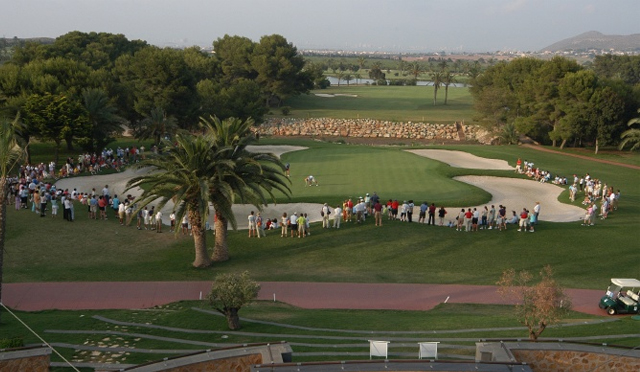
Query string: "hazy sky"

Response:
xmin=2 ymin=0 xmax=638 ymax=52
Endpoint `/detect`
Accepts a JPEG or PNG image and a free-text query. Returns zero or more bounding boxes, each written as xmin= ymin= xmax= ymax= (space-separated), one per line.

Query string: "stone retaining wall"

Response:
xmin=511 ymin=349 xmax=640 ymax=372
xmin=259 ymin=118 xmax=481 ymax=141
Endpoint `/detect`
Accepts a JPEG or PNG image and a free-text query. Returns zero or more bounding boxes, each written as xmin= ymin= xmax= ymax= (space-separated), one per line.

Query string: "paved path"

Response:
xmin=521 ymin=144 xmax=640 ymax=170
xmin=3 ymin=281 xmax=606 ymax=316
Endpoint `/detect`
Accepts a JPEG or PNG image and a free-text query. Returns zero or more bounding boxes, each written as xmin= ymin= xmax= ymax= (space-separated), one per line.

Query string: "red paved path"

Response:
xmin=521 ymin=144 xmax=640 ymax=170
xmin=3 ymin=281 xmax=606 ymax=316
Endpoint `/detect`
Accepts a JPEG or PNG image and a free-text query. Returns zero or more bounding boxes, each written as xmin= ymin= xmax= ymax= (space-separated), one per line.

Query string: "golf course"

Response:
xmin=2 ymin=85 xmax=640 ymax=369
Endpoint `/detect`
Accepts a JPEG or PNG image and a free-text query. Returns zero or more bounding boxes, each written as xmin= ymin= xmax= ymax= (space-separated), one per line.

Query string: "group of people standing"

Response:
xmin=452 ymin=202 xmax=540 ymax=233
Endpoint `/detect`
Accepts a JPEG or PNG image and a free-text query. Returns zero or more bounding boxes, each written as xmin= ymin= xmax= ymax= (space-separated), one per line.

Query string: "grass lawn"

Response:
xmin=278 ymin=85 xmax=474 ymax=123
xmin=2 ymin=301 xmax=637 ymax=367
xmin=4 ymin=139 xmax=639 ymax=289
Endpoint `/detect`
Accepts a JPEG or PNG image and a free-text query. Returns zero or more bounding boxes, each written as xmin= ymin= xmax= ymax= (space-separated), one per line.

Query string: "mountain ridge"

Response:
xmin=541 ymin=31 xmax=640 ymax=52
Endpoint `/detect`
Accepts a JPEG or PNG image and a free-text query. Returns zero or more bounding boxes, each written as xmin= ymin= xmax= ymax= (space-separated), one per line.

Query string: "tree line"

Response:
xmin=470 ymin=55 xmax=640 ymax=152
xmin=0 ymin=31 xmax=318 ymax=160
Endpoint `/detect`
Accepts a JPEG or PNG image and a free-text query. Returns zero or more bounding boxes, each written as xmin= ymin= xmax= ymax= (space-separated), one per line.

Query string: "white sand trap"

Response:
xmin=54 ymin=145 xmax=313 ymax=229
xmin=456 ymin=176 xmax=585 ymax=222
xmin=407 ymin=149 xmax=514 ymax=170
xmin=314 ymin=93 xmax=358 ymax=98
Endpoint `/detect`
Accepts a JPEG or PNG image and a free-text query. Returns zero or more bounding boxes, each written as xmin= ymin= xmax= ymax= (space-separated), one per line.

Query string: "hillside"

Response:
xmin=541 ymin=31 xmax=640 ymax=52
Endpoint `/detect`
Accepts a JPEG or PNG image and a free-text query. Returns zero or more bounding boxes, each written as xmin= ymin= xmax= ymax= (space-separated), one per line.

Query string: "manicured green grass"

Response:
xmin=2 ymin=301 xmax=637 ymax=367
xmin=28 ymin=139 xmax=154 ymax=165
xmin=5 ymin=140 xmax=639 ymax=289
xmin=279 ymin=85 xmax=474 ymax=123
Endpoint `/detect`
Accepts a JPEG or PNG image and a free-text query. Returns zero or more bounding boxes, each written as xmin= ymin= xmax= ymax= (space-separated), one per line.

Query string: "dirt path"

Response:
xmin=521 ymin=144 xmax=640 ymax=170
xmin=3 ymin=281 xmax=606 ymax=316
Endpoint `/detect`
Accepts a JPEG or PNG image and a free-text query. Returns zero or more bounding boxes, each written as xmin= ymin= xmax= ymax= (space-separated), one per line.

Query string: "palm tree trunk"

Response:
xmin=444 ymin=86 xmax=449 ymax=105
xmin=212 ymin=213 xmax=229 ymax=262
xmin=0 ymin=177 xmax=7 ymax=323
xmin=594 ymin=138 xmax=599 ymax=154
xmin=189 ymin=210 xmax=211 ymax=268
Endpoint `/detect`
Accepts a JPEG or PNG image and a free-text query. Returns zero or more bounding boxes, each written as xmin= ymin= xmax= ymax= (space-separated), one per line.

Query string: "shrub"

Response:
xmin=0 ymin=338 xmax=25 ymax=349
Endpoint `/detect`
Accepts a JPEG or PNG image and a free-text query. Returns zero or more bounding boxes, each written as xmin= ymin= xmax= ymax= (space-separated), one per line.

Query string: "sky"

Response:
xmin=2 ymin=0 xmax=639 ymax=53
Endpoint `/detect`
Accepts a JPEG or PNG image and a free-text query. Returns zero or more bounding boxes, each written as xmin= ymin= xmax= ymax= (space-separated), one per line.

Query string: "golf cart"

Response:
xmin=599 ymin=278 xmax=640 ymax=315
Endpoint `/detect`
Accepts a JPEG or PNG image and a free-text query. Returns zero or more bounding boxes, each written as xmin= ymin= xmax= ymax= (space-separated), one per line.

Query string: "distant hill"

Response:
xmin=541 ymin=31 xmax=640 ymax=52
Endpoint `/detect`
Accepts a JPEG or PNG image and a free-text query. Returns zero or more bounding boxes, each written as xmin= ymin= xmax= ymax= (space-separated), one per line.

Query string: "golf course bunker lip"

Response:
xmin=407 ymin=149 xmax=514 ymax=170
xmin=246 ymin=145 xmax=308 ymax=158
xmin=455 ymin=175 xmax=585 ymax=223
xmin=314 ymin=93 xmax=358 ymax=98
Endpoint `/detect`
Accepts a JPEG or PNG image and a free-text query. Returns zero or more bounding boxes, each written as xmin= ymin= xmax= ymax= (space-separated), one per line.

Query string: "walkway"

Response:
xmin=3 ymin=281 xmax=606 ymax=316
xmin=521 ymin=144 xmax=640 ymax=170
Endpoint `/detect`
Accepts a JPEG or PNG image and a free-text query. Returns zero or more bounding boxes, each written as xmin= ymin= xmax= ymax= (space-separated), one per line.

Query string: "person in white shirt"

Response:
xmin=118 ymin=202 xmax=126 ymax=225
xmin=333 ymin=205 xmax=342 ymax=229
xmin=248 ymin=211 xmax=257 ymax=238
xmin=155 ymin=210 xmax=163 ymax=232
xmin=321 ymin=203 xmax=331 ymax=228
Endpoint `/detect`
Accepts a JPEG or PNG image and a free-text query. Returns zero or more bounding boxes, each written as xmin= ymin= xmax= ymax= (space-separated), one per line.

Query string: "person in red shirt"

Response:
xmin=391 ymin=199 xmax=399 ymax=220
xmin=428 ymin=203 xmax=437 ymax=225
xmin=518 ymin=208 xmax=529 ymax=231
xmin=464 ymin=208 xmax=473 ymax=232
xmin=374 ymin=200 xmax=383 ymax=226
xmin=98 ymin=196 xmax=108 ymax=220
xmin=346 ymin=198 xmax=354 ymax=222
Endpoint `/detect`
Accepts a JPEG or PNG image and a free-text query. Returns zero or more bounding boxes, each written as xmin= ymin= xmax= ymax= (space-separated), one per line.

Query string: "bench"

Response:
xmin=626 ymin=290 xmax=639 ymax=302
xmin=619 ymin=296 xmax=636 ymax=307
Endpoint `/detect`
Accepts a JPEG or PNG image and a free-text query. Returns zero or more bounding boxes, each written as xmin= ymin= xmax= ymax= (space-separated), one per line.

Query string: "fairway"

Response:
xmin=4 ymin=139 xmax=639 ymax=290
xmin=281 ymin=85 xmax=474 ymax=123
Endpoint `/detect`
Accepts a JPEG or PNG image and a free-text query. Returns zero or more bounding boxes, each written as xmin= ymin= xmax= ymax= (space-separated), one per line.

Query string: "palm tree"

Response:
xmin=126 ymin=133 xmax=223 ymax=268
xmin=441 ymin=70 xmax=456 ymax=105
xmin=397 ymin=60 xmax=407 ymax=76
xmin=357 ymin=56 xmax=367 ymax=70
xmin=138 ymin=107 xmax=179 ymax=146
xmin=343 ymin=74 xmax=353 ymax=86
xmin=431 ymin=70 xmax=444 ymax=105
xmin=336 ymin=71 xmax=344 ymax=86
xmin=619 ymin=109 xmax=640 ymax=151
xmin=408 ymin=62 xmax=424 ymax=80
xmin=200 ymin=116 xmax=291 ymax=262
xmin=82 ymin=88 xmax=124 ymax=152
xmin=0 ymin=114 xmax=25 ymax=321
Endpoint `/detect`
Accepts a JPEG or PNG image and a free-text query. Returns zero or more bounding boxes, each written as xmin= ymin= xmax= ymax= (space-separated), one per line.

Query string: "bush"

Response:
xmin=314 ymin=78 xmax=330 ymax=89
xmin=376 ymin=79 xmax=388 ymax=86
xmin=280 ymin=106 xmax=291 ymax=115
xmin=0 ymin=338 xmax=25 ymax=349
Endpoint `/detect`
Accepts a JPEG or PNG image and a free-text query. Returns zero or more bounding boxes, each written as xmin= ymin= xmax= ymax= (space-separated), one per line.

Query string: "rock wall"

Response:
xmin=0 ymin=355 xmax=49 ymax=372
xmin=158 ymin=354 xmax=262 ymax=372
xmin=259 ymin=118 xmax=481 ymax=142
xmin=511 ymin=349 xmax=640 ymax=372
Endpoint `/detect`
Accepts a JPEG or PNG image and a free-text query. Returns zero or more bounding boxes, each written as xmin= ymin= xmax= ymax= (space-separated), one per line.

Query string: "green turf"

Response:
xmin=278 ymin=85 xmax=474 ymax=123
xmin=4 ymin=140 xmax=639 ymax=289
xmin=2 ymin=301 xmax=637 ymax=368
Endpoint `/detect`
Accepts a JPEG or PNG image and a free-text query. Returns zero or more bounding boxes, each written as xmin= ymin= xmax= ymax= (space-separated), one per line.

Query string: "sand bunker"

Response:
xmin=456 ymin=176 xmax=584 ymax=222
xmin=314 ymin=93 xmax=358 ymax=98
xmin=407 ymin=149 xmax=514 ymax=170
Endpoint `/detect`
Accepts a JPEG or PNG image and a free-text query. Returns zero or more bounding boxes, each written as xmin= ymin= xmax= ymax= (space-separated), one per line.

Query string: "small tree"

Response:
xmin=208 ymin=271 xmax=260 ymax=330
xmin=497 ymin=265 xmax=572 ymax=341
